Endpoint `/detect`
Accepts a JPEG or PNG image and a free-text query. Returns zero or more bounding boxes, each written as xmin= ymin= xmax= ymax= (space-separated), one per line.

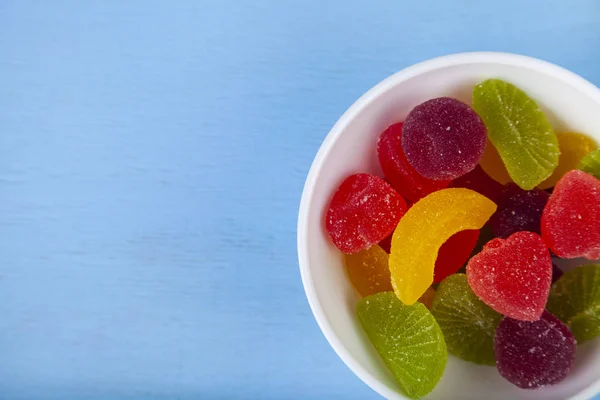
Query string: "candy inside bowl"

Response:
xmin=297 ymin=52 xmax=600 ymax=400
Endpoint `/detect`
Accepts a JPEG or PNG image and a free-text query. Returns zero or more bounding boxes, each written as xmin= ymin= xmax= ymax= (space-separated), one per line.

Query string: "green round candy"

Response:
xmin=578 ymin=149 xmax=600 ymax=180
xmin=357 ymin=292 xmax=447 ymax=399
xmin=473 ymin=79 xmax=559 ymax=190
xmin=431 ymin=274 xmax=502 ymax=365
xmin=547 ymin=264 xmax=600 ymax=343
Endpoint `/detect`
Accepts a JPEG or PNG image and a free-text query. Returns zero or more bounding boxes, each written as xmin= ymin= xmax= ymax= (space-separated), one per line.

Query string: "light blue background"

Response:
xmin=1 ymin=1 xmax=599 ymax=399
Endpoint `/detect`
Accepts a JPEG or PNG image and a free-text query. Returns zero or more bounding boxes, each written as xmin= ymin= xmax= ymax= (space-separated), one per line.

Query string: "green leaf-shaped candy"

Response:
xmin=357 ymin=292 xmax=447 ymax=399
xmin=578 ymin=149 xmax=600 ymax=180
xmin=431 ymin=274 xmax=502 ymax=365
xmin=473 ymin=79 xmax=559 ymax=190
xmin=547 ymin=264 xmax=600 ymax=343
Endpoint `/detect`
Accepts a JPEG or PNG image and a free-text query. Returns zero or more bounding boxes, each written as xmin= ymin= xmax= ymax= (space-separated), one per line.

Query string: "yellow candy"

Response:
xmin=344 ymin=245 xmax=392 ymax=297
xmin=389 ymin=188 xmax=497 ymax=305
xmin=539 ymin=132 xmax=597 ymax=189
xmin=480 ymin=140 xmax=512 ymax=184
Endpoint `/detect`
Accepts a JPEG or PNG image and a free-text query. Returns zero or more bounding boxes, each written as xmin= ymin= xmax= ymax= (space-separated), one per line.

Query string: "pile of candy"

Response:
xmin=324 ymin=79 xmax=600 ymax=399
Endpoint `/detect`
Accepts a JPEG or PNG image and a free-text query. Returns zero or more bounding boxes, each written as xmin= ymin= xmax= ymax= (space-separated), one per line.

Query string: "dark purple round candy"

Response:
xmin=402 ymin=97 xmax=487 ymax=180
xmin=489 ymin=183 xmax=550 ymax=238
xmin=495 ymin=311 xmax=576 ymax=389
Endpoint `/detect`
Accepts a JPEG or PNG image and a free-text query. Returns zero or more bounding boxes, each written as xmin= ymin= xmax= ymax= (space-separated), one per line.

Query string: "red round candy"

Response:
xmin=402 ymin=97 xmax=487 ymax=180
xmin=377 ymin=122 xmax=450 ymax=201
xmin=466 ymin=231 xmax=552 ymax=321
xmin=495 ymin=311 xmax=576 ymax=389
xmin=326 ymin=173 xmax=408 ymax=253
xmin=542 ymin=170 xmax=600 ymax=259
xmin=434 ymin=230 xmax=479 ymax=283
xmin=450 ymin=165 xmax=503 ymax=204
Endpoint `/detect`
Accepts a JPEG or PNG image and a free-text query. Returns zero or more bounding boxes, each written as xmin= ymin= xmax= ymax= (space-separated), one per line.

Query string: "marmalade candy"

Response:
xmin=541 ymin=170 xmax=600 ymax=259
xmin=402 ymin=98 xmax=487 ymax=180
xmin=466 ymin=231 xmax=552 ymax=321
xmin=473 ymin=79 xmax=559 ymax=190
xmin=326 ymin=173 xmax=407 ymax=253
xmin=389 ymin=188 xmax=496 ymax=305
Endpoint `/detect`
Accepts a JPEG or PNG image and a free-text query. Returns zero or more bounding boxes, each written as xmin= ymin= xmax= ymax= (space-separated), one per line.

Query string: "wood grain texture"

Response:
xmin=0 ymin=0 xmax=600 ymax=399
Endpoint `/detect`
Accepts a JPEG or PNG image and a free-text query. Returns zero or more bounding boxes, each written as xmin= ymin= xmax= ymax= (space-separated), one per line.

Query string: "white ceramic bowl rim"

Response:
xmin=297 ymin=51 xmax=600 ymax=400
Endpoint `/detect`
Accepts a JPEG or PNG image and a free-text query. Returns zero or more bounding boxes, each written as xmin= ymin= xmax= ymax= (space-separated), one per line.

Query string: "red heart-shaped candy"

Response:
xmin=542 ymin=170 xmax=600 ymax=260
xmin=466 ymin=231 xmax=552 ymax=321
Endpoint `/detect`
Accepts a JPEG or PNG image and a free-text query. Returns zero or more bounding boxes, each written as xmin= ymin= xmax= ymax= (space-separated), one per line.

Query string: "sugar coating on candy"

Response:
xmin=402 ymin=97 xmax=487 ymax=180
xmin=551 ymin=263 xmax=564 ymax=283
xmin=541 ymin=170 xmax=600 ymax=259
xmin=378 ymin=122 xmax=451 ymax=201
xmin=494 ymin=311 xmax=576 ymax=389
xmin=479 ymin=139 xmax=512 ymax=184
xmin=489 ymin=183 xmax=550 ymax=238
xmin=539 ymin=132 xmax=597 ymax=189
xmin=389 ymin=188 xmax=496 ymax=305
xmin=473 ymin=79 xmax=559 ymax=190
xmin=418 ymin=286 xmax=436 ymax=310
xmin=578 ymin=149 xmax=600 ymax=179
xmin=450 ymin=165 xmax=504 ymax=204
xmin=357 ymin=292 xmax=447 ymax=398
xmin=547 ymin=264 xmax=600 ymax=343
xmin=431 ymin=274 xmax=502 ymax=365
xmin=466 ymin=231 xmax=552 ymax=321
xmin=326 ymin=173 xmax=408 ymax=253
xmin=345 ymin=245 xmax=392 ymax=297
xmin=433 ymin=230 xmax=479 ymax=283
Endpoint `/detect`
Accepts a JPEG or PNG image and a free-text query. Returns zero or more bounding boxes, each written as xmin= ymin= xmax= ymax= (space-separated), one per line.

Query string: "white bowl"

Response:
xmin=297 ymin=52 xmax=600 ymax=400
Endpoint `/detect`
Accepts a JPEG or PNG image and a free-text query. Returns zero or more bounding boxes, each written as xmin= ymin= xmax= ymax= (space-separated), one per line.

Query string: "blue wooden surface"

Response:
xmin=1 ymin=1 xmax=600 ymax=399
